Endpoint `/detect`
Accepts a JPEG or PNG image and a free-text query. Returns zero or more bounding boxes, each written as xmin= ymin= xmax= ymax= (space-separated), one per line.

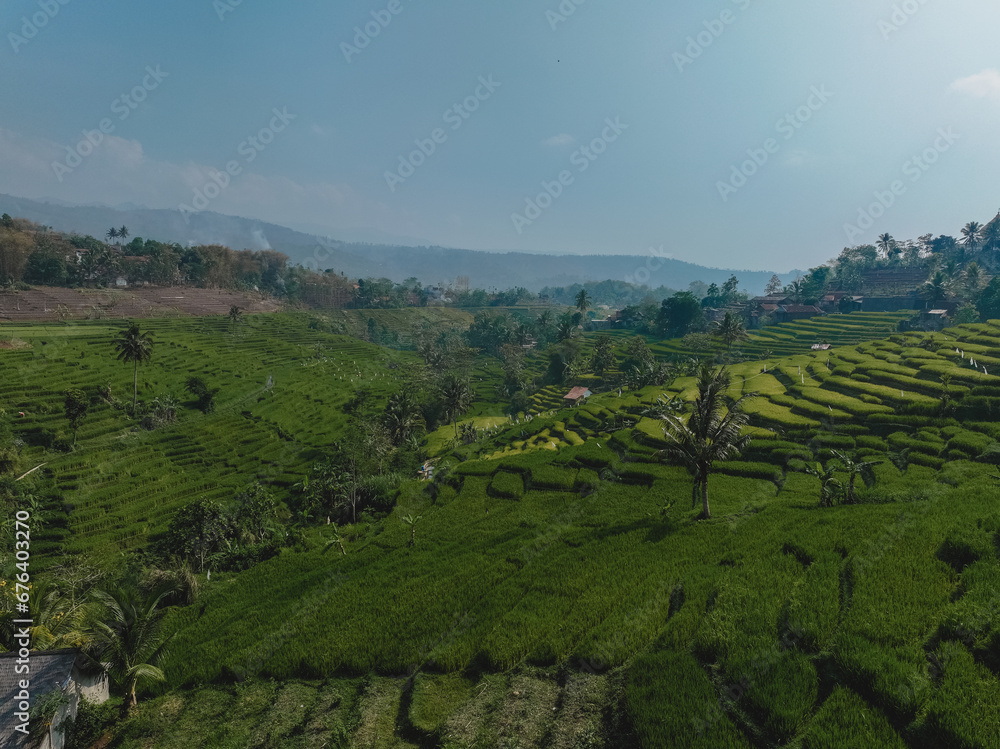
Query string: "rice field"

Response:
xmin=7 ymin=311 xmax=1000 ymax=747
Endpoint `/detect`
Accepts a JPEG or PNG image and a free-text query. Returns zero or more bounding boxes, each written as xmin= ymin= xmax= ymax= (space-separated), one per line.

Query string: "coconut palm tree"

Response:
xmin=105 ymin=227 xmax=118 ymax=244
xmin=114 ymin=322 xmax=154 ymax=411
xmin=831 ymin=450 xmax=882 ymax=504
xmin=118 ymin=225 xmax=130 ymax=248
xmin=658 ymin=365 xmax=757 ymax=519
xmin=921 ymin=271 xmax=951 ymax=305
xmin=575 ymin=289 xmax=591 ymax=315
xmin=383 ymin=390 xmax=424 ymax=445
xmin=877 ymin=233 xmax=895 ymax=260
xmin=961 ymin=222 xmax=982 ymax=253
xmin=963 ymin=262 xmax=983 ymax=296
xmin=438 ymin=374 xmax=472 ymax=442
xmin=91 ymin=584 xmax=174 ymax=713
xmin=714 ymin=312 xmax=748 ymax=353
xmin=228 ymin=305 xmax=243 ymax=333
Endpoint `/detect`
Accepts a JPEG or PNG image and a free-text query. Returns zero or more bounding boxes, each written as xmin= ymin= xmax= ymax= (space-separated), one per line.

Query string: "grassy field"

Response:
xmin=4 ymin=310 xmax=1000 ymax=747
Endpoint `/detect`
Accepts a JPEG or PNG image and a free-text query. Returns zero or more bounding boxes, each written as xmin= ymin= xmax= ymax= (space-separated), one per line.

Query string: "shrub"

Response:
xmin=64 ymin=697 xmax=119 ymax=749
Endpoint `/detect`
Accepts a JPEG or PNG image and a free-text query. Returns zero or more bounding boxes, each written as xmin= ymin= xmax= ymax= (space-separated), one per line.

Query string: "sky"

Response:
xmin=1 ymin=0 xmax=999 ymax=272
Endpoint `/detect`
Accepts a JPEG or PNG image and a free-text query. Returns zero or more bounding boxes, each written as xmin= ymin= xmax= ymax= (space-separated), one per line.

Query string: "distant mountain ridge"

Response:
xmin=0 ymin=193 xmax=799 ymax=293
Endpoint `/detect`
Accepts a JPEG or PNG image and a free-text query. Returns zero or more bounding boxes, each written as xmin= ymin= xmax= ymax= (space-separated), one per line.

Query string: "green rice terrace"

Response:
xmin=3 ymin=309 xmax=1000 ymax=748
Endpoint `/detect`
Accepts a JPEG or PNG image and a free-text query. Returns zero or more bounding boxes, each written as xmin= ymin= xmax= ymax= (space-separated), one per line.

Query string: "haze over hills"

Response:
xmin=0 ymin=193 xmax=800 ymax=294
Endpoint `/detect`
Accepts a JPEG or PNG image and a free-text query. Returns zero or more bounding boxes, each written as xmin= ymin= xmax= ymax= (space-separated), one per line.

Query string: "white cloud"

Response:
xmin=950 ymin=69 xmax=1000 ymax=100
xmin=544 ymin=133 xmax=575 ymax=147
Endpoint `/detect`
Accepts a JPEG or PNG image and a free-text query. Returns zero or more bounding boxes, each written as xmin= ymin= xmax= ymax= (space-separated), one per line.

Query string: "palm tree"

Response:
xmin=575 ymin=289 xmax=591 ymax=315
xmin=963 ymin=262 xmax=983 ymax=296
xmin=118 ymin=225 xmax=130 ymax=248
xmin=105 ymin=227 xmax=118 ymax=244
xmin=438 ymin=374 xmax=472 ymax=442
xmin=228 ymin=305 xmax=243 ymax=333
xmin=556 ymin=319 xmax=576 ymax=342
xmin=114 ymin=322 xmax=154 ymax=411
xmin=383 ymin=390 xmax=424 ymax=445
xmin=658 ymin=365 xmax=757 ymax=519
xmin=877 ymin=233 xmax=895 ymax=260
xmin=714 ymin=312 xmax=748 ymax=353
xmin=91 ymin=584 xmax=174 ymax=713
xmin=831 ymin=450 xmax=882 ymax=504
xmin=921 ymin=271 xmax=951 ymax=305
xmin=535 ymin=310 xmax=554 ymax=340
xmin=961 ymin=222 xmax=982 ymax=253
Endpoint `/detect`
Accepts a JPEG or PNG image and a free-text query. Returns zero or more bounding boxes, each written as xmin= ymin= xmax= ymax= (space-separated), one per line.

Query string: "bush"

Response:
xmin=65 ymin=697 xmax=118 ymax=749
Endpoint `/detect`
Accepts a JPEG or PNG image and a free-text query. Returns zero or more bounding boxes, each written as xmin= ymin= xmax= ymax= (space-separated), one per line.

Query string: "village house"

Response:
xmin=563 ymin=387 xmax=592 ymax=407
xmin=1 ymin=649 xmax=109 ymax=749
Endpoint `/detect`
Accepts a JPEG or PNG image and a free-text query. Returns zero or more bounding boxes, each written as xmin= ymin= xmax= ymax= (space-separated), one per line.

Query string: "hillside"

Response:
xmin=3 ymin=311 xmax=999 ymax=747
xmin=0 ymin=194 xmax=797 ymax=293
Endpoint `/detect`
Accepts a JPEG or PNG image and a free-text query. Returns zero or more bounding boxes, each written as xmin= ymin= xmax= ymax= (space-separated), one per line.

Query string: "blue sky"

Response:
xmin=1 ymin=0 xmax=999 ymax=271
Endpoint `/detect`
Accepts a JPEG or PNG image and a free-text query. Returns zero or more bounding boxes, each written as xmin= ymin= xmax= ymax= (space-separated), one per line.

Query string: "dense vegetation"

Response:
xmin=1 ymin=300 xmax=999 ymax=747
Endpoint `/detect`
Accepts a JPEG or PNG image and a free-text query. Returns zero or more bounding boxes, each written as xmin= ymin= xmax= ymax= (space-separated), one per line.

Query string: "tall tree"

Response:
xmin=659 ymin=366 xmax=756 ymax=519
xmin=106 ymin=228 xmax=118 ymax=244
xmin=764 ymin=274 xmax=783 ymax=296
xmin=575 ymin=288 xmax=591 ymax=315
xmin=114 ymin=322 xmax=154 ymax=411
xmin=438 ymin=374 xmax=472 ymax=442
xmin=118 ymin=226 xmax=130 ymax=248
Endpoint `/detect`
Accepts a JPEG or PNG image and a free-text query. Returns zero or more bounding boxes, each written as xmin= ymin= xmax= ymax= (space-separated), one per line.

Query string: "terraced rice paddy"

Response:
xmin=7 ymin=310 xmax=1000 ymax=747
xmin=1 ymin=313 xmax=418 ymax=561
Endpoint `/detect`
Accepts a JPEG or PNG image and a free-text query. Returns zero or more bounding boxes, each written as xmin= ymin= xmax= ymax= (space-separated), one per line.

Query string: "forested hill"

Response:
xmin=0 ymin=193 xmax=796 ymax=293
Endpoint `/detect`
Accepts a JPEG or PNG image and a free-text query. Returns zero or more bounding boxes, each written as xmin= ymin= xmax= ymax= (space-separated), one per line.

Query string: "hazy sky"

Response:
xmin=1 ymin=0 xmax=999 ymax=271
